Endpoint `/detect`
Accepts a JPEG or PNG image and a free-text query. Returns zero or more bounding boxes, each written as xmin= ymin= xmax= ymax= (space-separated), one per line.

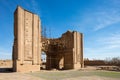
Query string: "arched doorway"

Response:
xmin=41 ymin=51 xmax=47 ymax=70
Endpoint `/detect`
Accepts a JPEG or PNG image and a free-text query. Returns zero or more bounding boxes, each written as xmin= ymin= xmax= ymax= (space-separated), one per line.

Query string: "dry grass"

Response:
xmin=0 ymin=63 xmax=120 ymax=80
xmin=28 ymin=70 xmax=120 ymax=80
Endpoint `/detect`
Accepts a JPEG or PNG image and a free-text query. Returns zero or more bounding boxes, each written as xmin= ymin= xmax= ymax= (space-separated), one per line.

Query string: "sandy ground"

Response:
xmin=0 ymin=73 xmax=44 ymax=80
xmin=0 ymin=72 xmax=119 ymax=80
xmin=0 ymin=65 xmax=119 ymax=80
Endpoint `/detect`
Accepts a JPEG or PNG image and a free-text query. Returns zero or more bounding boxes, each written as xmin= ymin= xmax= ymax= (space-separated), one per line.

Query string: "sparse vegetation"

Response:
xmin=105 ymin=57 xmax=120 ymax=66
xmin=28 ymin=70 xmax=120 ymax=80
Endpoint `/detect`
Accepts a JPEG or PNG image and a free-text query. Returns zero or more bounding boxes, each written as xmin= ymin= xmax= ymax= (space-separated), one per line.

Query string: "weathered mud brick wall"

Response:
xmin=60 ymin=31 xmax=84 ymax=69
xmin=42 ymin=31 xmax=84 ymax=70
xmin=13 ymin=6 xmax=84 ymax=72
xmin=12 ymin=6 xmax=41 ymax=72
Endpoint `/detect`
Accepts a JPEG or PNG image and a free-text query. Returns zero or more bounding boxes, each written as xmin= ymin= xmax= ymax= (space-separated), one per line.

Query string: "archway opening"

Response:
xmin=41 ymin=51 xmax=47 ymax=70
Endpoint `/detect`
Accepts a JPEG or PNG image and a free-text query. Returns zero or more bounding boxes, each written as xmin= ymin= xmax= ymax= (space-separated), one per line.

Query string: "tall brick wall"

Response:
xmin=12 ymin=6 xmax=41 ymax=72
xmin=13 ymin=6 xmax=84 ymax=72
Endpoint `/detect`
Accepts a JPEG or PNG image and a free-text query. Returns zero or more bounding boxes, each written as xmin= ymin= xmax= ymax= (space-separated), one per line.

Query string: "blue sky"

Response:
xmin=0 ymin=0 xmax=120 ymax=60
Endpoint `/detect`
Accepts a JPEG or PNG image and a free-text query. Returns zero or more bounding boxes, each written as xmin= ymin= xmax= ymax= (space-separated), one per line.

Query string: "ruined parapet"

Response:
xmin=12 ymin=6 xmax=41 ymax=72
xmin=41 ymin=31 xmax=84 ymax=70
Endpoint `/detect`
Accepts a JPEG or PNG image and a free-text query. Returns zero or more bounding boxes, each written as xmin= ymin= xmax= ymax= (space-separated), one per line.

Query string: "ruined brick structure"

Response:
xmin=12 ymin=6 xmax=84 ymax=72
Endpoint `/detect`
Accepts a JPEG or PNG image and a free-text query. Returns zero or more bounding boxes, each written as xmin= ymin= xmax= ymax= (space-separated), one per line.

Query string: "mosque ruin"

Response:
xmin=12 ymin=6 xmax=84 ymax=72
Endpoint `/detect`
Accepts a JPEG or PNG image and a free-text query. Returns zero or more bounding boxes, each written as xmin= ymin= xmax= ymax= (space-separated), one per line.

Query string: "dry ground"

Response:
xmin=62 ymin=76 xmax=120 ymax=80
xmin=0 ymin=74 xmax=118 ymax=80
xmin=0 ymin=70 xmax=120 ymax=80
xmin=0 ymin=65 xmax=120 ymax=80
xmin=0 ymin=73 xmax=44 ymax=80
xmin=28 ymin=70 xmax=120 ymax=80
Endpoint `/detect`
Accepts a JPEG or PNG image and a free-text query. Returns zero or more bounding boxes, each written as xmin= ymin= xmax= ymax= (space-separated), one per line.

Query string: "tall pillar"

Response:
xmin=38 ymin=19 xmax=41 ymax=65
xmin=80 ymin=33 xmax=84 ymax=67
xmin=73 ymin=31 xmax=84 ymax=69
xmin=13 ymin=6 xmax=41 ymax=72
xmin=17 ymin=6 xmax=24 ymax=63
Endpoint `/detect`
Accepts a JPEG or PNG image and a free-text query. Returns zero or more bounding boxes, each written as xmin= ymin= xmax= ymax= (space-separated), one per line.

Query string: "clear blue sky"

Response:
xmin=0 ymin=0 xmax=120 ymax=60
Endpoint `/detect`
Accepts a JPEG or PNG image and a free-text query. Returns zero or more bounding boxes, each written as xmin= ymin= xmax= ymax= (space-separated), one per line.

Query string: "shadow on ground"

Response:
xmin=0 ymin=68 xmax=13 ymax=73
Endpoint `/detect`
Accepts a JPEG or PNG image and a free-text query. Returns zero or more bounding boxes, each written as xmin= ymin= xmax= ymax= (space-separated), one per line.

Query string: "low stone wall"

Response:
xmin=84 ymin=60 xmax=120 ymax=66
xmin=0 ymin=60 xmax=12 ymax=67
xmin=84 ymin=60 xmax=106 ymax=66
